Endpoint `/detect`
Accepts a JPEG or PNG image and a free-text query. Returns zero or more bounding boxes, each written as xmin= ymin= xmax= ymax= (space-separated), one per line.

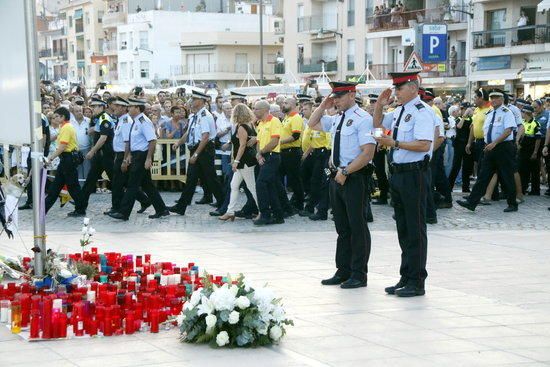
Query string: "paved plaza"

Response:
xmin=1 ymin=192 xmax=550 ymax=366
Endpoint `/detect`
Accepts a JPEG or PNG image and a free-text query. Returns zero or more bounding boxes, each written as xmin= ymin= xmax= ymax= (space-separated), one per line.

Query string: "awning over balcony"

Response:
xmin=521 ymin=69 xmax=550 ymax=82
xmin=469 ymin=68 xmax=522 ymax=82
xmin=538 ymin=0 xmax=550 ymax=13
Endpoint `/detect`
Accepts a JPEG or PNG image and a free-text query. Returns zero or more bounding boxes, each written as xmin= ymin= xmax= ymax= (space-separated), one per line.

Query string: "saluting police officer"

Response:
xmin=308 ymin=81 xmax=376 ymax=289
xmin=81 ymin=97 xmax=115 ymax=211
xmin=169 ymin=90 xmax=225 ymax=215
xmin=373 ymin=71 xmax=437 ymax=297
xmin=108 ymin=98 xmax=169 ymax=220
xmin=106 ymin=96 xmax=151 ymax=216
xmin=457 ymin=89 xmax=518 ymax=213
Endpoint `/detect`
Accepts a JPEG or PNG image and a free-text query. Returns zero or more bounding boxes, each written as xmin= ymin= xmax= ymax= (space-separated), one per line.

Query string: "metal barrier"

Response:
xmin=151 ymin=139 xmax=188 ymax=183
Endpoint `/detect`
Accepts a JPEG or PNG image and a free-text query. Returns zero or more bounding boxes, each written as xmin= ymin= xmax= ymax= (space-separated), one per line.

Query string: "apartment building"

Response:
xmin=58 ymin=0 xmax=108 ymax=87
xmin=37 ymin=16 xmax=68 ymax=81
xmin=469 ymin=0 xmax=550 ymax=98
xmin=282 ymin=0 xmax=470 ymax=94
xmin=102 ymin=0 xmax=129 ymax=84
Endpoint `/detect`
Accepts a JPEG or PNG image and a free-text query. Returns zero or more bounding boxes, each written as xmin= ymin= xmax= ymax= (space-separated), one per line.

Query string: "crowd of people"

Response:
xmin=5 ymin=78 xmax=550 ymax=227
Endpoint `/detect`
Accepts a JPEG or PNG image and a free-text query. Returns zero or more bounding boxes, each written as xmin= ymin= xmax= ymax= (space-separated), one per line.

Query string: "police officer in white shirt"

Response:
xmin=457 ymin=89 xmax=518 ymax=212
xmin=308 ymin=81 xmax=376 ymax=289
xmin=169 ymin=90 xmax=225 ymax=215
xmin=71 ymin=105 xmax=92 ymax=183
xmin=108 ymin=98 xmax=169 ymax=220
xmin=373 ymin=71 xmax=436 ymax=297
xmin=106 ymin=97 xmax=150 ymax=216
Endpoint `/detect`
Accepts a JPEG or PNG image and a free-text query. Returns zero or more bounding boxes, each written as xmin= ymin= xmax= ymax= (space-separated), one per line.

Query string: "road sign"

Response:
xmin=421 ymin=24 xmax=448 ymax=63
xmin=403 ymin=51 xmax=423 ymax=72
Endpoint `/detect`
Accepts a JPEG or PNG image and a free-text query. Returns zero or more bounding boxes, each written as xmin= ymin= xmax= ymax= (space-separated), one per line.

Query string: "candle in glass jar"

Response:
xmin=29 ymin=310 xmax=40 ymax=339
xmin=42 ymin=297 xmax=53 ymax=339
xmin=10 ymin=301 xmax=21 ymax=334
xmin=125 ymin=310 xmax=135 ymax=335
xmin=0 ymin=299 xmax=10 ymax=323
xmin=149 ymin=309 xmax=159 ymax=333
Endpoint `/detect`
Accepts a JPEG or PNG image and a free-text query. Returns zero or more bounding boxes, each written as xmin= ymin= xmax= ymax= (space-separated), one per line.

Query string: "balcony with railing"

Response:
xmin=298 ymin=57 xmax=338 ymax=74
xmin=76 ymin=50 xmax=85 ymax=60
xmin=39 ymin=49 xmax=52 ymax=58
xmin=366 ymin=6 xmax=465 ymax=32
xmin=369 ymin=60 xmax=467 ymax=80
xmin=473 ymin=25 xmax=550 ymax=49
xmin=102 ymin=40 xmax=118 ymax=55
xmin=102 ymin=11 xmax=127 ymax=28
xmin=298 ymin=14 xmax=338 ymax=33
xmin=53 ymin=50 xmax=68 ymax=60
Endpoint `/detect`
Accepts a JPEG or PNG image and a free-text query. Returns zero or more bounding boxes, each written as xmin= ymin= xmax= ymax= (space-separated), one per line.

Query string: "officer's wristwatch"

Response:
xmin=341 ymin=168 xmax=349 ymax=176
xmin=394 ymin=140 xmax=400 ymax=150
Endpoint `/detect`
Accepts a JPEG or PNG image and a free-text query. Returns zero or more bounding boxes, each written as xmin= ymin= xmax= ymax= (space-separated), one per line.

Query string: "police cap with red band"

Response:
xmin=329 ymin=81 xmax=357 ymax=97
xmin=389 ymin=71 xmax=420 ymax=87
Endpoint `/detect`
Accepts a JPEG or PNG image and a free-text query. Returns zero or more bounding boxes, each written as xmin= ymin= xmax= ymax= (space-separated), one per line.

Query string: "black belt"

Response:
xmin=281 ymin=147 xmax=301 ymax=152
xmin=188 ymin=141 xmax=214 ymax=153
xmin=312 ymin=147 xmax=330 ymax=153
xmin=475 ymin=138 xmax=485 ymax=143
xmin=390 ymin=158 xmax=429 ymax=173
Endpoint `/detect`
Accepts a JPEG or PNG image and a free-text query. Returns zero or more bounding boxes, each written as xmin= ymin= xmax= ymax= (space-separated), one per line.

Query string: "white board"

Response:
xmin=0 ymin=1 xmax=32 ymax=145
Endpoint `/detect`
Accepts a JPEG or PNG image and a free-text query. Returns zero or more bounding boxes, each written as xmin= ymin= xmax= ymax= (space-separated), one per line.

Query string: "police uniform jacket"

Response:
xmin=484 ymin=105 xmax=517 ymax=144
xmin=186 ymin=107 xmax=217 ymax=147
xmin=381 ymin=96 xmax=436 ymax=163
xmin=320 ymin=104 xmax=375 ymax=167
xmin=125 ymin=113 xmax=157 ymax=152
xmin=113 ymin=113 xmax=132 ymax=153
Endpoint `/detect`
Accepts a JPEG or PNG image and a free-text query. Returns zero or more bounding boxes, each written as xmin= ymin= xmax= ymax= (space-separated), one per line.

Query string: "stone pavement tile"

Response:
xmin=510 ymin=323 xmax=550 ymax=337
xmin=49 ymin=338 xmax=159 ymax=359
xmin=0 ymin=347 xmax=65 ymax=364
xmin=284 ymin=342 xmax=407 ymax=363
xmin=401 ymin=316 xmax=498 ymax=329
xmin=477 ymin=313 xmax=550 ymax=326
xmin=359 ymin=329 xmax=456 ymax=345
xmin=508 ymin=347 xmax=550 ymax=362
xmin=436 ymin=325 xmax=535 ymax=339
xmin=12 ymin=361 xmax=78 ymax=367
xmin=390 ymin=339 xmax=495 ymax=355
xmin=70 ymin=350 xmax=181 ymax=367
xmin=0 ymin=338 xmax=50 ymax=352
xmin=471 ymin=335 xmax=550 ymax=350
xmin=332 ymin=356 xmax=440 ymax=367
xmin=420 ymin=350 xmax=536 ymax=366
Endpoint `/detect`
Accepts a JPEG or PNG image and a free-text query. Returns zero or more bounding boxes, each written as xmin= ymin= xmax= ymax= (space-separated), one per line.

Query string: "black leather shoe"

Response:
xmin=67 ymin=210 xmax=86 ymax=217
xmin=503 ymin=205 xmax=518 ymax=213
xmin=235 ymin=210 xmax=254 ymax=219
xmin=385 ymin=280 xmax=407 ymax=295
xmin=253 ymin=217 xmax=271 ymax=226
xmin=395 ymin=285 xmax=425 ymax=297
xmin=195 ymin=197 xmax=213 ymax=205
xmin=456 ymin=199 xmax=475 ymax=211
xmin=137 ymin=202 xmax=151 ymax=214
xmin=19 ymin=203 xmax=32 ymax=210
xmin=149 ymin=210 xmax=170 ymax=219
xmin=269 ymin=217 xmax=285 ymax=224
xmin=372 ymin=198 xmax=388 ymax=205
xmin=168 ymin=205 xmax=186 ymax=215
xmin=108 ymin=212 xmax=129 ymax=221
xmin=437 ymin=201 xmax=453 ymax=209
xmin=209 ymin=210 xmax=223 ymax=217
xmin=299 ymin=209 xmax=314 ymax=217
xmin=321 ymin=275 xmax=348 ymax=285
xmin=103 ymin=209 xmax=115 ymax=215
xmin=283 ymin=208 xmax=297 ymax=218
xmin=309 ymin=212 xmax=327 ymax=221
xmin=427 ymin=217 xmax=438 ymax=224
xmin=367 ymin=214 xmax=374 ymax=223
xmin=340 ymin=278 xmax=367 ymax=289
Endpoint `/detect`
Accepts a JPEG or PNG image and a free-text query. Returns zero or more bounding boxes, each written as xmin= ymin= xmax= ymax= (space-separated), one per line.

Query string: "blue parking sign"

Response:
xmin=421 ymin=24 xmax=447 ymax=63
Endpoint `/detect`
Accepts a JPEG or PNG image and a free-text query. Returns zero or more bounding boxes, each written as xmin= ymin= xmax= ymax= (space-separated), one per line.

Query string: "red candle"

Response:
xmin=149 ymin=309 xmax=159 ymax=333
xmin=72 ymin=302 xmax=85 ymax=337
xmin=51 ymin=310 xmax=61 ymax=338
xmin=58 ymin=312 xmax=68 ymax=338
xmin=144 ymin=254 xmax=151 ymax=263
xmin=42 ymin=297 xmax=53 ymax=339
xmin=125 ymin=310 xmax=135 ymax=334
xmin=29 ymin=310 xmax=40 ymax=339
xmin=86 ymin=318 xmax=98 ymax=336
xmin=91 ymin=247 xmax=98 ymax=254
xmin=103 ymin=316 xmax=113 ymax=336
xmin=20 ymin=294 xmax=31 ymax=327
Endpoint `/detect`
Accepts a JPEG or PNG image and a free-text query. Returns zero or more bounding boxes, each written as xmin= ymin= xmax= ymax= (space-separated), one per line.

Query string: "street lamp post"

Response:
xmin=259 ymin=0 xmax=264 ymax=86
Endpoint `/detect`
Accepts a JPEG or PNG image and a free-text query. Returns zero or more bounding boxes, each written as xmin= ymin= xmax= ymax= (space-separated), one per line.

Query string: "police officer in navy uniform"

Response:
xmin=169 ymin=90 xmax=225 ymax=215
xmin=106 ymin=96 xmax=150 ymax=216
xmin=457 ymin=89 xmax=518 ymax=213
xmin=108 ymin=98 xmax=169 ymax=220
xmin=308 ymin=81 xmax=376 ymax=289
xmin=373 ymin=72 xmax=437 ymax=297
xmin=81 ymin=97 xmax=115 ymax=211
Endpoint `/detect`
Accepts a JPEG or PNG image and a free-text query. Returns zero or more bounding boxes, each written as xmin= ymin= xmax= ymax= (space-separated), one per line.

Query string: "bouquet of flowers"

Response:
xmin=80 ymin=217 xmax=95 ymax=250
xmin=178 ymin=274 xmax=293 ymax=348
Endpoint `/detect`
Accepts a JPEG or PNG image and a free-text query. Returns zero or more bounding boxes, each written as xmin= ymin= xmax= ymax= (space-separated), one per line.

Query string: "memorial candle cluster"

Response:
xmin=0 ymin=250 xmax=229 ymax=340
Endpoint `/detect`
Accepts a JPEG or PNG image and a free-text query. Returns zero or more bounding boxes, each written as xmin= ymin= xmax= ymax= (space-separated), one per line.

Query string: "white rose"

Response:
xmin=228 ymin=310 xmax=240 ymax=325
xmin=81 ymin=227 xmax=87 ymax=234
xmin=271 ymin=306 xmax=286 ymax=322
xmin=183 ymin=301 xmax=194 ymax=312
xmin=269 ymin=325 xmax=283 ymax=341
xmin=190 ymin=289 xmax=202 ymax=306
xmin=88 ymin=227 xmax=96 ymax=235
xmin=216 ymin=331 xmax=230 ymax=347
xmin=176 ymin=313 xmax=186 ymax=326
xmin=205 ymin=314 xmax=217 ymax=330
xmin=83 ymin=217 xmax=90 ymax=225
xmin=235 ymin=296 xmax=250 ymax=310
xmin=257 ymin=324 xmax=268 ymax=335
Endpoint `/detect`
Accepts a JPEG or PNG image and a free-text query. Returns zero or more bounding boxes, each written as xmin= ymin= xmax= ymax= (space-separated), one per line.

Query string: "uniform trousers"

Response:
xmin=304 ymin=148 xmax=330 ymax=212
xmin=430 ymin=146 xmax=452 ymax=203
xmin=81 ymin=150 xmax=114 ymax=209
xmin=45 ymin=153 xmax=85 ymax=213
xmin=280 ymin=147 xmax=304 ymax=210
xmin=467 ymin=141 xmax=517 ymax=207
xmin=390 ymin=162 xmax=430 ymax=288
xmin=301 ymin=154 xmax=314 ymax=200
xmin=256 ymin=153 xmax=284 ymax=219
xmin=473 ymin=139 xmax=486 ymax=176
xmin=330 ymin=172 xmax=371 ymax=280
xmin=373 ymin=149 xmax=389 ymax=200
xmin=118 ymin=151 xmax=166 ymax=217
xmin=175 ymin=143 xmax=224 ymax=211
xmin=111 ymin=152 xmax=150 ymax=211
xmin=448 ymin=139 xmax=474 ymax=191
xmin=518 ymin=141 xmax=541 ymax=195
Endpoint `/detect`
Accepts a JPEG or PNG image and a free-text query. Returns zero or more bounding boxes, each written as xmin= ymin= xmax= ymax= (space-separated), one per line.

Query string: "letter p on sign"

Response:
xmin=429 ymin=36 xmax=440 ymax=53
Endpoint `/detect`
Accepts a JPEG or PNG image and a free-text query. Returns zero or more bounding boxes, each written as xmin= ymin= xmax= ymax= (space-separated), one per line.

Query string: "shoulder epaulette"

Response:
xmin=201 ymin=110 xmax=207 ymax=117
xmin=415 ymin=103 xmax=425 ymax=110
xmin=139 ymin=116 xmax=146 ymax=123
xmin=502 ymin=107 xmax=509 ymax=112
